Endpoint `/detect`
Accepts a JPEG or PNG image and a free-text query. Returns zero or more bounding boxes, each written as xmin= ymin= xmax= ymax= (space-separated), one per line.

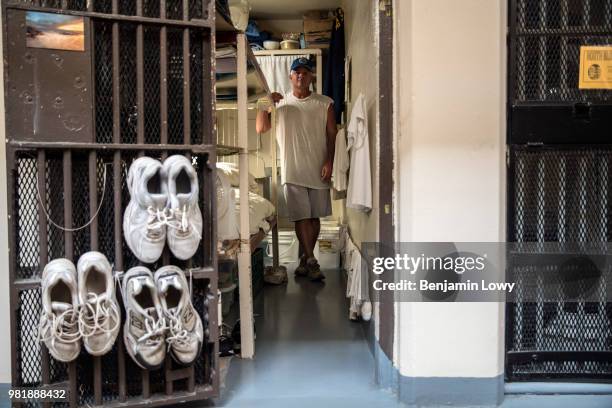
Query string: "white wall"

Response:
xmin=395 ymin=0 xmax=506 ymax=378
xmin=0 ymin=5 xmax=12 ymax=383
xmin=342 ymin=0 xmax=379 ymax=247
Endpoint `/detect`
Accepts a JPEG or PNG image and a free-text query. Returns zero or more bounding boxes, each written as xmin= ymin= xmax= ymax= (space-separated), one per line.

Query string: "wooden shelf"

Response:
xmin=252 ymin=49 xmax=323 ymax=56
xmin=216 ymin=57 xmax=271 ymax=104
xmin=216 ymin=144 xmax=241 ymax=156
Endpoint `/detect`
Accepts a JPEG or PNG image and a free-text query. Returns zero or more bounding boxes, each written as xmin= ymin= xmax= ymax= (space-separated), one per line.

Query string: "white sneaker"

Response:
xmin=123 ymin=157 xmax=169 ymax=264
xmin=77 ymin=251 xmax=120 ymax=356
xmin=163 ymin=155 xmax=203 ymax=260
xmin=38 ymin=259 xmax=81 ymax=363
xmin=154 ymin=266 xmax=203 ymax=365
xmin=122 ymin=266 xmax=166 ymax=370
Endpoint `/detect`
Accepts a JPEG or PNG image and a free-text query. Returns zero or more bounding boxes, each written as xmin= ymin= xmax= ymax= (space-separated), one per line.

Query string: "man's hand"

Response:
xmin=321 ymin=160 xmax=333 ymax=182
xmin=271 ymin=92 xmax=284 ymax=104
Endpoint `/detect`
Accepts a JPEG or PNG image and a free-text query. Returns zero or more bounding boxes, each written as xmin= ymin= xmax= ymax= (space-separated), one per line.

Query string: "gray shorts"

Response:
xmin=284 ymin=183 xmax=332 ymax=222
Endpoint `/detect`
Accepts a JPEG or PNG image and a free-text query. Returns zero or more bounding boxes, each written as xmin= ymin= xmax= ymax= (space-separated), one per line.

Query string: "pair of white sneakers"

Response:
xmin=38 ymin=252 xmax=120 ymax=363
xmin=124 ymin=155 xmax=203 ymax=264
xmin=122 ymin=265 xmax=203 ymax=369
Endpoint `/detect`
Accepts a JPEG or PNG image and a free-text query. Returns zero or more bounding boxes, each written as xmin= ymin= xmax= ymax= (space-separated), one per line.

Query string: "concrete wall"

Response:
xmin=0 ymin=5 xmax=12 ymax=384
xmin=342 ymin=0 xmax=379 ymax=247
xmin=394 ymin=0 xmax=506 ymax=405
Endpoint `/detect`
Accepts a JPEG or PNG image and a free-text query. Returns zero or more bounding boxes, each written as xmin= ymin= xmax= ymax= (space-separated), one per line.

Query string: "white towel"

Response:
xmin=344 ymin=233 xmax=368 ymax=320
xmin=346 ymin=93 xmax=372 ymax=212
xmin=332 ymin=128 xmax=349 ymax=197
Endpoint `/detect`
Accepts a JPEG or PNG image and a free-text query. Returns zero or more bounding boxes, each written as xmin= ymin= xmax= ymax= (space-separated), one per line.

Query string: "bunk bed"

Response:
xmin=214 ymin=2 xmax=279 ymax=359
xmin=215 ymin=162 xmax=277 ymax=257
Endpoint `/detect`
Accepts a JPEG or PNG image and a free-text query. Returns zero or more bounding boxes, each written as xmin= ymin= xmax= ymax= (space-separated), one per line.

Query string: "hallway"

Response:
xmin=216 ymin=265 xmax=401 ymax=407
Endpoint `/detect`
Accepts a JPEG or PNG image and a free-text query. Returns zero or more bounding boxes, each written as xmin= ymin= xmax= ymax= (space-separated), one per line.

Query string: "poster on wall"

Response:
xmin=26 ymin=11 xmax=85 ymax=52
xmin=579 ymin=45 xmax=612 ymax=89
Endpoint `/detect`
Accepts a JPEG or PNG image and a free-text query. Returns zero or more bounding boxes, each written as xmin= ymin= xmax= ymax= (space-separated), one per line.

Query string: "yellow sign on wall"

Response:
xmin=579 ymin=46 xmax=612 ymax=89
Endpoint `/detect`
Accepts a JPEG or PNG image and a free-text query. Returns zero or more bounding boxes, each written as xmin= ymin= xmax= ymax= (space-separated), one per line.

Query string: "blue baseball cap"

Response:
xmin=290 ymin=57 xmax=314 ymax=73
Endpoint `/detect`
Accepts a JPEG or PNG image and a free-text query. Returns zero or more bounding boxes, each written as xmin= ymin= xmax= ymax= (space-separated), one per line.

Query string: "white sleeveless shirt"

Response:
xmin=275 ymin=92 xmax=333 ymax=189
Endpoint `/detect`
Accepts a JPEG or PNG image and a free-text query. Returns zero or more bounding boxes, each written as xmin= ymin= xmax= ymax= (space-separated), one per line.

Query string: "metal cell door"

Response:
xmin=507 ymin=0 xmax=612 ymax=381
xmin=3 ymin=0 xmax=219 ymax=406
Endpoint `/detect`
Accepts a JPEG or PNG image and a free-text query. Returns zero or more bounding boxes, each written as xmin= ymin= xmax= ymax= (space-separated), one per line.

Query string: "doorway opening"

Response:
xmin=213 ymin=0 xmax=395 ymax=403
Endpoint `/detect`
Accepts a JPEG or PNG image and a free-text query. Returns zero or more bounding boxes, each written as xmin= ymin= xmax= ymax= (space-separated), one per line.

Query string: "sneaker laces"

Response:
xmin=146 ymin=207 xmax=173 ymax=239
xmin=38 ymin=306 xmax=81 ymax=345
xmin=165 ymin=307 xmax=191 ymax=350
xmin=167 ymin=205 xmax=201 ymax=239
xmin=78 ymin=292 xmax=121 ymax=339
xmin=137 ymin=313 xmax=166 ymax=346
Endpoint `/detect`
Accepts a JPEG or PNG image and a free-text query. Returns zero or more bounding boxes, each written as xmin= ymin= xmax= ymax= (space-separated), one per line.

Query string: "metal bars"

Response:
xmin=5 ymin=0 xmax=217 ymax=406
xmin=6 ymin=0 xmax=212 ymax=26
xmin=506 ymin=146 xmax=612 ymax=381
xmin=511 ymin=0 xmax=612 ymax=103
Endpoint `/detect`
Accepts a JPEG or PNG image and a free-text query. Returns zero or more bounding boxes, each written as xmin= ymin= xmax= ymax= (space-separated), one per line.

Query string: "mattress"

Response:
xmin=216 ymin=166 xmax=276 ymax=242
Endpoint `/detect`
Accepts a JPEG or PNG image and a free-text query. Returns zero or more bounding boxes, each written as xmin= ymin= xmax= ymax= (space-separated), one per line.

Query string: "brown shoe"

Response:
xmin=307 ymin=258 xmax=325 ymax=281
xmin=294 ymin=255 xmax=308 ymax=277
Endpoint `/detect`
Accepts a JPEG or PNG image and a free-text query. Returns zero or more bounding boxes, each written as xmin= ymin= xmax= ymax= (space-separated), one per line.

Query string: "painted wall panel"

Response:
xmin=395 ymin=0 xmax=506 ymax=379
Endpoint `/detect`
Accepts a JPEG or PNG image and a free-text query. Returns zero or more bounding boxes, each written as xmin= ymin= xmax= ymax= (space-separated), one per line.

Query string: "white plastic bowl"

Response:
xmin=263 ymin=40 xmax=280 ymax=50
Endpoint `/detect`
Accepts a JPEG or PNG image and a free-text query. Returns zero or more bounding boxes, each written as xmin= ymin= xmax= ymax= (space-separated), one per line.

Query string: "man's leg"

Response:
xmin=295 ymin=219 xmax=315 ymax=259
xmin=284 ymin=184 xmax=314 ymax=277
xmin=305 ymin=217 xmax=324 ymax=281
xmin=304 ymin=189 xmax=330 ymax=281
xmin=311 ymin=218 xmax=321 ymax=253
xmin=301 ymin=218 xmax=319 ymax=259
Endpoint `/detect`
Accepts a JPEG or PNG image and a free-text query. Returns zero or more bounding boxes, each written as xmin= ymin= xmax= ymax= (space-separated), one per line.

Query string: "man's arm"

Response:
xmin=321 ymin=103 xmax=337 ymax=181
xmin=255 ymin=92 xmax=284 ymax=134
xmin=256 ymin=109 xmax=272 ymax=134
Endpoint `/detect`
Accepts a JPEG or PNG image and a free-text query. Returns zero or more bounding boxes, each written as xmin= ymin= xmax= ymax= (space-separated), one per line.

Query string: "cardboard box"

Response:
xmin=305 ymin=32 xmax=332 ymax=43
xmin=307 ymin=43 xmax=330 ymax=50
xmin=304 ymin=18 xmax=333 ymax=34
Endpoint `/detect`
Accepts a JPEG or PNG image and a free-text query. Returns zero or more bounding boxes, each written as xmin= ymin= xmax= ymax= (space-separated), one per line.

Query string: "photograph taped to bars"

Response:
xmin=26 ymin=12 xmax=85 ymax=52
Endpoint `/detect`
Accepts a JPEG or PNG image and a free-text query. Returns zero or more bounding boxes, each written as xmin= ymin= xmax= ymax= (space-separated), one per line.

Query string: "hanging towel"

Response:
xmin=324 ymin=8 xmax=346 ymax=124
xmin=344 ymin=234 xmax=368 ymax=321
xmin=346 ymin=93 xmax=372 ymax=212
xmin=332 ymin=128 xmax=349 ymax=199
xmin=256 ymin=55 xmax=309 ymax=96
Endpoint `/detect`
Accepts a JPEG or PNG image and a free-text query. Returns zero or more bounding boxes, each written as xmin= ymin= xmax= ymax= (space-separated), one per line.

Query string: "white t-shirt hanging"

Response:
xmin=332 ymin=128 xmax=349 ymax=195
xmin=276 ymin=92 xmax=333 ymax=189
xmin=346 ymin=93 xmax=372 ymax=211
